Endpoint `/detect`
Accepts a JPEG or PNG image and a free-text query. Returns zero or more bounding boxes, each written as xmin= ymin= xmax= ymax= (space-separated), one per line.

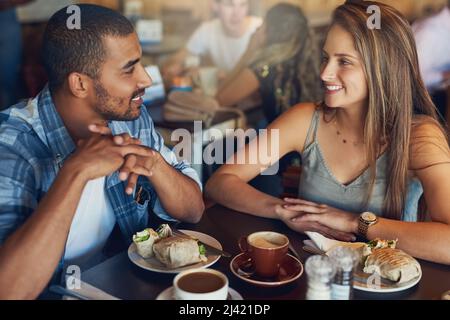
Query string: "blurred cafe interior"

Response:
xmin=0 ymin=0 xmax=450 ymax=301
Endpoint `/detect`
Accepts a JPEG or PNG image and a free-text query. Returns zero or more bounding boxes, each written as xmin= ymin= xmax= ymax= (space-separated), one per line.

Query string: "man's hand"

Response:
xmin=67 ymin=128 xmax=153 ymax=182
xmin=118 ymin=150 xmax=163 ymax=195
xmin=88 ymin=124 xmax=163 ymax=195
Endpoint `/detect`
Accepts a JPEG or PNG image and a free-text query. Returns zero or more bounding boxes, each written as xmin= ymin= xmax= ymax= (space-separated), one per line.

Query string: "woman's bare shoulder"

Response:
xmin=410 ymin=116 xmax=450 ymax=170
xmin=267 ymin=102 xmax=320 ymax=152
xmin=268 ymin=102 xmax=319 ymax=129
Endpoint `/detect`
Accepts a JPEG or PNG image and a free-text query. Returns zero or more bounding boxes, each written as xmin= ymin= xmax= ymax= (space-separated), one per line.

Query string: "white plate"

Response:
xmin=303 ymin=240 xmax=422 ymax=293
xmin=128 ymin=230 xmax=222 ymax=274
xmin=353 ymin=266 xmax=422 ymax=293
xmin=156 ymin=286 xmax=243 ymax=300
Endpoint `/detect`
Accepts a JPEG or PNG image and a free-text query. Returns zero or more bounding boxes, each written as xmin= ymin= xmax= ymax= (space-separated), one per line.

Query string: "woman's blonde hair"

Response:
xmin=248 ymin=3 xmax=322 ymax=111
xmin=324 ymin=1 xmax=448 ymax=221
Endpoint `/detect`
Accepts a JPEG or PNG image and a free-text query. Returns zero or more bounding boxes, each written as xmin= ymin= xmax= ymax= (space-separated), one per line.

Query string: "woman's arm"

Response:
xmin=369 ymin=122 xmax=450 ymax=264
xmin=205 ymin=104 xmax=355 ymax=240
xmin=215 ymin=26 xmax=265 ymax=107
xmin=281 ymin=121 xmax=450 ymax=264
xmin=205 ymin=104 xmax=315 ymax=215
xmin=216 ymin=68 xmax=260 ymax=107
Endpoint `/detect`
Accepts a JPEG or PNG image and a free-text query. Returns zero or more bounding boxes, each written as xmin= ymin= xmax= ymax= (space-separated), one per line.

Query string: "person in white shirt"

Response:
xmin=413 ymin=2 xmax=450 ymax=117
xmin=163 ymin=0 xmax=262 ymax=79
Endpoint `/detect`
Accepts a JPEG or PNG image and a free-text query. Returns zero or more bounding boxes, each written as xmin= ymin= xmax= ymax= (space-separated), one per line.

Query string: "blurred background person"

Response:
xmin=413 ymin=1 xmax=450 ymax=119
xmin=210 ymin=3 xmax=322 ymax=197
xmin=162 ymin=0 xmax=262 ymax=82
xmin=216 ymin=2 xmax=323 ymax=124
xmin=0 ymin=0 xmax=34 ymax=109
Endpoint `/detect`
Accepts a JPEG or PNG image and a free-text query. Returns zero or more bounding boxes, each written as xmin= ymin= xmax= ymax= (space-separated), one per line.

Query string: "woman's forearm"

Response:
xmin=205 ymin=173 xmax=283 ymax=218
xmin=367 ymin=218 xmax=450 ymax=265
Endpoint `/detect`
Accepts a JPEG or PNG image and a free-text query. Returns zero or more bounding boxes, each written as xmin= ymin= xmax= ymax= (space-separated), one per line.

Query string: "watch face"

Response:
xmin=362 ymin=212 xmax=377 ymax=222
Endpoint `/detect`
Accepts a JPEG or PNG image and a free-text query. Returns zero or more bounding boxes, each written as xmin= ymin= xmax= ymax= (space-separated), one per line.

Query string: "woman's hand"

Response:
xmin=274 ymin=201 xmax=356 ymax=241
xmin=283 ymin=198 xmax=360 ymax=234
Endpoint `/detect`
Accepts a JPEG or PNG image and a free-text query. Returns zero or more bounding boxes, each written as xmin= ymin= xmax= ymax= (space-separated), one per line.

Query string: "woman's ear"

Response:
xmin=67 ymin=72 xmax=90 ymax=98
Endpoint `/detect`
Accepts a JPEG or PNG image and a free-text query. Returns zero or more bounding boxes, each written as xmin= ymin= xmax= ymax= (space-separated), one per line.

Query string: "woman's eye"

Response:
xmin=340 ymin=59 xmax=351 ymax=66
xmin=321 ymin=56 xmax=329 ymax=63
xmin=125 ymin=67 xmax=135 ymax=74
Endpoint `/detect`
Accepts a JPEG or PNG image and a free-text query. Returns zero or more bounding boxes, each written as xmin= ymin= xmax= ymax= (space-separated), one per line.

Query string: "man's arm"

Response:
xmin=0 ymin=134 xmax=154 ymax=299
xmin=141 ymin=150 xmax=204 ymax=223
xmin=0 ymin=161 xmax=88 ymax=299
xmin=0 ymin=0 xmax=33 ymax=11
xmin=91 ymin=126 xmax=205 ymax=224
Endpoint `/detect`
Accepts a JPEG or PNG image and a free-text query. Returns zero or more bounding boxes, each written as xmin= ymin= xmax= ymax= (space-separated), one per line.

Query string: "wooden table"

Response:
xmin=81 ymin=205 xmax=450 ymax=300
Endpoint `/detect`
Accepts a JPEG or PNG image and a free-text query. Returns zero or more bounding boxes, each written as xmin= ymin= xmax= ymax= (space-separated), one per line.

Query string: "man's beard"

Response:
xmin=93 ymin=81 xmax=141 ymax=121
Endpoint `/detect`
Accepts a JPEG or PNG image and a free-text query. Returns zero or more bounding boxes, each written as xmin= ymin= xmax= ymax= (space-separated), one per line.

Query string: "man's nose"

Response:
xmin=138 ymin=65 xmax=152 ymax=89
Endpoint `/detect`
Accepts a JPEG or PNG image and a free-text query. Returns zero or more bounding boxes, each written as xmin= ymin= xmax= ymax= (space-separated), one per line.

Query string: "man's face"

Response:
xmin=217 ymin=0 xmax=249 ymax=37
xmin=92 ymin=33 xmax=152 ymax=121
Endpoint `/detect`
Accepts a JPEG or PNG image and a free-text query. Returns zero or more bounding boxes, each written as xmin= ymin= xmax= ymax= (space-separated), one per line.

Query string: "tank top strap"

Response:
xmin=304 ymin=108 xmax=320 ymax=147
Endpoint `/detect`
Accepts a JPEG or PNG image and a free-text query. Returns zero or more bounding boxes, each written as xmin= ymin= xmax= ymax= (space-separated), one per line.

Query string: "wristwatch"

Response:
xmin=358 ymin=212 xmax=378 ymax=238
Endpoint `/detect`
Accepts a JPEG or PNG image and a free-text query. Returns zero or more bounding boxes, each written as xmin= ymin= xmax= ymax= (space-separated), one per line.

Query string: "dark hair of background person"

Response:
xmin=42 ymin=4 xmax=135 ymax=93
xmin=248 ymin=3 xmax=322 ymax=114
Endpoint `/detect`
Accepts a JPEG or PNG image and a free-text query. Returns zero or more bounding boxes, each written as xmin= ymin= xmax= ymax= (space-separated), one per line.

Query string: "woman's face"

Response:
xmin=320 ymin=25 xmax=368 ymax=110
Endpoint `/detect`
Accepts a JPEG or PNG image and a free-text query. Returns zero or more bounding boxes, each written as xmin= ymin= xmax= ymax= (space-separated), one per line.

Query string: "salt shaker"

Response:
xmin=305 ymin=255 xmax=336 ymax=300
xmin=328 ymin=246 xmax=359 ymax=300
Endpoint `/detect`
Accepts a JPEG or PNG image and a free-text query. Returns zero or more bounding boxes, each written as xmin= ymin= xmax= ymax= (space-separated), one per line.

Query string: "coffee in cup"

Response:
xmin=173 ymin=268 xmax=228 ymax=300
xmin=239 ymin=231 xmax=289 ymax=278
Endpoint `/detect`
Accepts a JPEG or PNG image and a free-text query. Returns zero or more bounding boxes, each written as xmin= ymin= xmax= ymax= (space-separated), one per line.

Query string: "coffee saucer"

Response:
xmin=156 ymin=286 xmax=243 ymax=300
xmin=230 ymin=253 xmax=303 ymax=287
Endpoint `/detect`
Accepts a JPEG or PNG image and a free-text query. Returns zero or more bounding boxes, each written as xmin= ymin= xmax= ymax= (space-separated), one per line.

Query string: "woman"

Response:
xmin=205 ymin=2 xmax=450 ymax=265
xmin=216 ymin=3 xmax=322 ymax=123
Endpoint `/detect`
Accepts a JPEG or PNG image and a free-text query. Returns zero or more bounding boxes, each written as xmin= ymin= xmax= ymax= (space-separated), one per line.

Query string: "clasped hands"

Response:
xmin=275 ymin=198 xmax=359 ymax=242
xmin=87 ymin=124 xmax=160 ymax=195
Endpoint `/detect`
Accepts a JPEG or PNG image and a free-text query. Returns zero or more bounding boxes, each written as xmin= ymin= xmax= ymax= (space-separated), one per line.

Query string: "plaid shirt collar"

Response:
xmin=38 ymin=85 xmax=76 ymax=163
xmin=37 ymin=86 xmax=126 ymax=189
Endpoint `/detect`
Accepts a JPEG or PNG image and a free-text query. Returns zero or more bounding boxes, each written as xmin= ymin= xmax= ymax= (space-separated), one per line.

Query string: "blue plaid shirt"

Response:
xmin=0 ymin=85 xmax=201 ymax=253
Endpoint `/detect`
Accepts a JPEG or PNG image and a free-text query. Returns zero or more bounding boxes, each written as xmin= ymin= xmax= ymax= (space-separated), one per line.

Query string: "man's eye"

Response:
xmin=125 ymin=67 xmax=135 ymax=74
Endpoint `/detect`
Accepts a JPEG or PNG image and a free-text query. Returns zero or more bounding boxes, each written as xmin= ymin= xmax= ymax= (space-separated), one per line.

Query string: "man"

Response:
xmin=0 ymin=0 xmax=34 ymax=109
xmin=0 ymin=4 xmax=204 ymax=299
xmin=163 ymin=0 xmax=262 ymax=78
xmin=413 ymin=2 xmax=450 ymax=118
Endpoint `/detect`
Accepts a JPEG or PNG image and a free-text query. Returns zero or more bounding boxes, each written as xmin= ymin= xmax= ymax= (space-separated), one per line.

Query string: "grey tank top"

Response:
xmin=298 ymin=109 xmax=423 ymax=222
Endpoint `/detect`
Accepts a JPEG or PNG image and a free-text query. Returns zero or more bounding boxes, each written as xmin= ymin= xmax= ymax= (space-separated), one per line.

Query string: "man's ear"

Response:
xmin=67 ymin=72 xmax=91 ymax=98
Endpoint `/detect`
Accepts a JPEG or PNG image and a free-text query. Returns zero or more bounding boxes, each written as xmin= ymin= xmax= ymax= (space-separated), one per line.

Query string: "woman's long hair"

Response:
xmin=248 ymin=3 xmax=322 ymax=110
xmin=326 ymin=1 xmax=449 ymax=220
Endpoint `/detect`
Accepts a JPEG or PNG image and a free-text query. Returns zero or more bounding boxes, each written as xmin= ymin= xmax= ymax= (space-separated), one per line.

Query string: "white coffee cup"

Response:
xmin=173 ymin=268 xmax=229 ymax=300
xmin=199 ymin=67 xmax=218 ymax=96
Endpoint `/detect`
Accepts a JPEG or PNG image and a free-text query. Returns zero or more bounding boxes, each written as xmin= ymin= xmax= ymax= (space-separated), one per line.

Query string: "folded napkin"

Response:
xmin=305 ymin=231 xmax=365 ymax=253
xmin=64 ymin=281 xmax=120 ymax=300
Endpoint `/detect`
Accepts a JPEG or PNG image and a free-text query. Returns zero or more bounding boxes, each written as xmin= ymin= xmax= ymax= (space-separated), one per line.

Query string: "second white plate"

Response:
xmin=128 ymin=230 xmax=222 ymax=274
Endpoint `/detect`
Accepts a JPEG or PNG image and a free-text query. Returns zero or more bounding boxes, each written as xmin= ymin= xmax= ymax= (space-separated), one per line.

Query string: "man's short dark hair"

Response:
xmin=42 ymin=4 xmax=135 ymax=92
